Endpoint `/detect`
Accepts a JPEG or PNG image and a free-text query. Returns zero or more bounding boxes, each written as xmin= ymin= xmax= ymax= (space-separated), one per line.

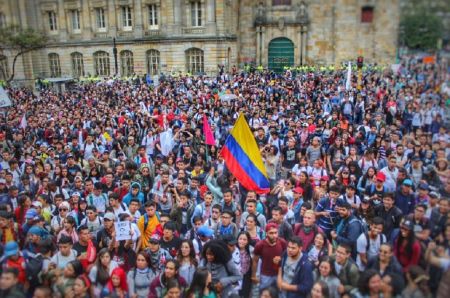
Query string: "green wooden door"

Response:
xmin=268 ymin=37 xmax=294 ymax=73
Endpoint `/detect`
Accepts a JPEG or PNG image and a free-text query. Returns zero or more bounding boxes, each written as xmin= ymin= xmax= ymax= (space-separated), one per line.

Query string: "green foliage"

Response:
xmin=0 ymin=26 xmax=47 ymax=51
xmin=401 ymin=13 xmax=443 ymax=50
xmin=0 ymin=26 xmax=47 ymax=83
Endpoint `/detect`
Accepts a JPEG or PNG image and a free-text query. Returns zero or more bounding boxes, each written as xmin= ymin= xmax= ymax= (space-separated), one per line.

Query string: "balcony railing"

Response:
xmin=144 ymin=30 xmax=161 ymax=37
xmin=182 ymin=27 xmax=205 ymax=35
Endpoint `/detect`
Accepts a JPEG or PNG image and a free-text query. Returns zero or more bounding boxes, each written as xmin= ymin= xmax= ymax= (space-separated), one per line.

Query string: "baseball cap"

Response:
xmin=293 ymin=186 xmax=304 ymax=194
xmin=376 ymin=172 xmax=386 ymax=182
xmin=320 ymin=176 xmax=330 ymax=181
xmin=429 ymin=191 xmax=440 ymax=199
xmin=361 ymin=196 xmax=370 ymax=204
xmin=401 ymin=219 xmax=414 ymax=231
xmin=25 ymin=209 xmax=38 ymax=219
xmin=3 ymin=241 xmax=19 ymax=258
xmin=197 ymin=226 xmax=214 ymax=238
xmin=71 ymin=192 xmax=81 ymax=197
xmin=265 ymin=222 xmax=279 ymax=232
xmin=149 ymin=234 xmax=161 ymax=244
xmin=418 ymin=183 xmax=429 ymax=191
xmin=103 ymin=212 xmax=115 ymax=221
xmin=28 ymin=226 xmax=46 ymax=237
xmin=402 ymin=179 xmax=413 ymax=187
xmin=59 ymin=201 xmax=71 ymax=211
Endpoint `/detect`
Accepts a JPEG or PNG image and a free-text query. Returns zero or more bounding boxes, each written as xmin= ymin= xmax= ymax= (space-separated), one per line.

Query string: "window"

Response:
xmin=148 ymin=5 xmax=158 ymax=28
xmin=191 ymin=1 xmax=202 ymax=27
xmin=96 ymin=8 xmax=106 ymax=30
xmin=361 ymin=6 xmax=374 ymax=23
xmin=272 ymin=0 xmax=291 ymax=5
xmin=186 ymin=48 xmax=204 ymax=74
xmin=120 ymin=50 xmax=134 ymax=77
xmin=71 ymin=10 xmax=81 ymax=32
xmin=0 ymin=13 xmax=6 ymax=28
xmin=48 ymin=53 xmax=61 ymax=77
xmin=121 ymin=6 xmax=132 ymax=29
xmin=48 ymin=11 xmax=58 ymax=31
xmin=0 ymin=56 xmax=9 ymax=81
xmin=146 ymin=50 xmax=160 ymax=75
xmin=93 ymin=51 xmax=110 ymax=76
xmin=71 ymin=52 xmax=84 ymax=77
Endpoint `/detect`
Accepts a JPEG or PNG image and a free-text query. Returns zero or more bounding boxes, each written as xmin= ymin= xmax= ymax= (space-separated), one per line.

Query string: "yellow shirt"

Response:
xmin=137 ymin=214 xmax=160 ymax=249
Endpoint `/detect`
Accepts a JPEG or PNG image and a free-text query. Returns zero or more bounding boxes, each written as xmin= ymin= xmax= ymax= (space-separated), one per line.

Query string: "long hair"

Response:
xmin=161 ymin=259 xmax=180 ymax=285
xmin=394 ymin=226 xmax=416 ymax=258
xmin=186 ymin=267 xmax=209 ymax=297
xmin=107 ymin=267 xmax=128 ymax=293
xmin=201 ymin=239 xmax=231 ymax=266
xmin=176 ymin=240 xmax=198 ymax=267
xmin=95 ymin=248 xmax=112 ymax=286
xmin=357 ymin=269 xmax=380 ymax=295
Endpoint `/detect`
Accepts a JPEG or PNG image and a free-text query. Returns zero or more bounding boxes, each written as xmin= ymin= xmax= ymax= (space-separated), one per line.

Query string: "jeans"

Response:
xmin=260 ymin=274 xmax=277 ymax=291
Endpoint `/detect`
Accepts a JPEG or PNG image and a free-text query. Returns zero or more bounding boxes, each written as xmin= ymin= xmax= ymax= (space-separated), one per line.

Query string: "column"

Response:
xmin=302 ymin=26 xmax=308 ymax=65
xmin=82 ymin=0 xmax=92 ymax=40
xmin=108 ymin=0 xmax=117 ymax=36
xmin=206 ymin=0 xmax=216 ymax=34
xmin=256 ymin=26 xmax=261 ymax=66
xmin=57 ymin=0 xmax=68 ymax=41
xmin=134 ymin=0 xmax=143 ymax=38
xmin=173 ymin=0 xmax=181 ymax=34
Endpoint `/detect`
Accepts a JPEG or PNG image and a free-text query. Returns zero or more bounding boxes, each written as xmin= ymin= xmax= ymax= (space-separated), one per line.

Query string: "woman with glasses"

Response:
xmin=367 ymin=243 xmax=404 ymax=278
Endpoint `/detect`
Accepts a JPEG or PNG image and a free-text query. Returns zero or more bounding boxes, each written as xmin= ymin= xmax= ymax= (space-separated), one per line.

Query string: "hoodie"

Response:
xmin=122 ymin=182 xmax=145 ymax=206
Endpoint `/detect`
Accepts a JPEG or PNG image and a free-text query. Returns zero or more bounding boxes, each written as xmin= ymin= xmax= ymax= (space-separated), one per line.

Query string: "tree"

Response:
xmin=0 ymin=26 xmax=47 ymax=83
xmin=401 ymin=13 xmax=443 ymax=50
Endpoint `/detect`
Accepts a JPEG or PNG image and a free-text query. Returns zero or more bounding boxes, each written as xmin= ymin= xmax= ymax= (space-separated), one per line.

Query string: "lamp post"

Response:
xmin=113 ymin=37 xmax=118 ymax=76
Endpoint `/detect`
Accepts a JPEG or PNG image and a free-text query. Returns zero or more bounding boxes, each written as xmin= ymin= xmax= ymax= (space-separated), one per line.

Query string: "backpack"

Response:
xmin=26 ymin=254 xmax=43 ymax=287
xmin=363 ymin=232 xmax=386 ymax=252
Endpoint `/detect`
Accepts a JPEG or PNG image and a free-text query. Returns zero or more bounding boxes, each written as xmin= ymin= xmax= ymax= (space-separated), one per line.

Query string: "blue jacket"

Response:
xmin=394 ymin=189 xmax=415 ymax=215
xmin=335 ymin=214 xmax=363 ymax=259
xmin=280 ymin=253 xmax=314 ymax=298
xmin=122 ymin=182 xmax=145 ymax=205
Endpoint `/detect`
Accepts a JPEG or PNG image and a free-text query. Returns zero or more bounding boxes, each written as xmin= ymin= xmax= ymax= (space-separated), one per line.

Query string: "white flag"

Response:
xmin=345 ymin=61 xmax=352 ymax=91
xmin=159 ymin=129 xmax=174 ymax=156
xmin=20 ymin=114 xmax=27 ymax=129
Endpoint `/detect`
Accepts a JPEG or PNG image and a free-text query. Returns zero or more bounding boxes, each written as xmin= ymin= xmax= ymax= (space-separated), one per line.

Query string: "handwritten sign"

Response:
xmin=114 ymin=221 xmax=131 ymax=241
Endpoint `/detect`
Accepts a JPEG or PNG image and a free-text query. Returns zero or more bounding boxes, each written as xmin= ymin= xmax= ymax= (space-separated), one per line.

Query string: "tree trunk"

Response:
xmin=6 ymin=50 xmax=26 ymax=83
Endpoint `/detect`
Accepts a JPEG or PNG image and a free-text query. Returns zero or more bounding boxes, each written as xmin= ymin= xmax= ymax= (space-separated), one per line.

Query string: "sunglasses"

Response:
xmin=59 ymin=208 xmax=68 ymax=212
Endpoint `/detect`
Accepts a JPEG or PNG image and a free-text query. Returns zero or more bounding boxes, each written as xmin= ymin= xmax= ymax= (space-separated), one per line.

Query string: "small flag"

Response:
xmin=203 ymin=114 xmax=216 ymax=146
xmin=220 ymin=113 xmax=270 ymax=194
xmin=345 ymin=61 xmax=352 ymax=91
xmin=20 ymin=114 xmax=27 ymax=129
xmin=160 ymin=129 xmax=174 ymax=156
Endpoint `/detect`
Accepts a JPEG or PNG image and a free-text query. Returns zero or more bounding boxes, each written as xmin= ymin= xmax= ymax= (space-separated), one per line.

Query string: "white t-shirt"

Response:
xmin=50 ymin=249 xmax=78 ymax=269
xmin=356 ymin=233 xmax=386 ymax=271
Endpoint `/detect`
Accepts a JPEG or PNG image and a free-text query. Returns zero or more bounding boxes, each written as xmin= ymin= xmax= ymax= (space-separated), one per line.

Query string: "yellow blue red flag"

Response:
xmin=220 ymin=113 xmax=270 ymax=194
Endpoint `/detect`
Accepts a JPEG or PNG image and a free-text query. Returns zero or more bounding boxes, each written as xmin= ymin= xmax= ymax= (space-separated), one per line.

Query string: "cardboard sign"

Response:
xmin=115 ymin=221 xmax=131 ymax=241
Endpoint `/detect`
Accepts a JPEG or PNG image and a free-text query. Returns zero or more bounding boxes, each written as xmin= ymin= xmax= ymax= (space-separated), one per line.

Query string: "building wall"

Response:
xmin=0 ymin=0 xmax=400 ymax=83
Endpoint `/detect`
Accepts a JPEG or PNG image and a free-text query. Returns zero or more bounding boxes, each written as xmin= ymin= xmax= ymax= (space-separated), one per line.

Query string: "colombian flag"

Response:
xmin=221 ymin=114 xmax=270 ymax=194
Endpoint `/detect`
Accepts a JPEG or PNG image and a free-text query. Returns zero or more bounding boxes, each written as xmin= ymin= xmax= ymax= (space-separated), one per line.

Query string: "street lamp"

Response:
xmin=113 ymin=37 xmax=118 ymax=76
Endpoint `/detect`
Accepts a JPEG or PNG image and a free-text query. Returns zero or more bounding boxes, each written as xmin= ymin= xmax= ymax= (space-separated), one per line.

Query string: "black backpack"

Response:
xmin=26 ymin=254 xmax=44 ymax=287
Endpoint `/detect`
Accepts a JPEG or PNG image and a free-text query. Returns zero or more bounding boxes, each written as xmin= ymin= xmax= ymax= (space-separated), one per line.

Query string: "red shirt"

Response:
xmin=254 ymin=238 xmax=287 ymax=276
xmin=394 ymin=239 xmax=421 ymax=272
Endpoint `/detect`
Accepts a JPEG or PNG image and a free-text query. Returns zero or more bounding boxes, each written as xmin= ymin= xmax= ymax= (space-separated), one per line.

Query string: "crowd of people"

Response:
xmin=0 ymin=57 xmax=448 ymax=298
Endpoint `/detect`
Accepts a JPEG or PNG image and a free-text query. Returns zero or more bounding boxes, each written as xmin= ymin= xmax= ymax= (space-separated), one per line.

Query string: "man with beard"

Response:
xmin=145 ymin=234 xmax=172 ymax=272
xmin=251 ymin=222 xmax=287 ymax=291
xmin=277 ymin=236 xmax=314 ymax=298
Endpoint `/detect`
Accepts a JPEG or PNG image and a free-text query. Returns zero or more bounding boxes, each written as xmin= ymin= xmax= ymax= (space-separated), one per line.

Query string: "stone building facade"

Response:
xmin=0 ymin=0 xmax=399 ymax=82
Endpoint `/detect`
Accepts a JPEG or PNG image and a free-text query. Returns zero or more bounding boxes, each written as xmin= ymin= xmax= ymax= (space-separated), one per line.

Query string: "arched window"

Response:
xmin=93 ymin=51 xmax=110 ymax=76
xmin=185 ymin=48 xmax=204 ymax=74
xmin=0 ymin=55 xmax=9 ymax=81
xmin=48 ymin=53 xmax=61 ymax=77
xmin=146 ymin=50 xmax=160 ymax=75
xmin=71 ymin=52 xmax=84 ymax=77
xmin=120 ymin=50 xmax=134 ymax=77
